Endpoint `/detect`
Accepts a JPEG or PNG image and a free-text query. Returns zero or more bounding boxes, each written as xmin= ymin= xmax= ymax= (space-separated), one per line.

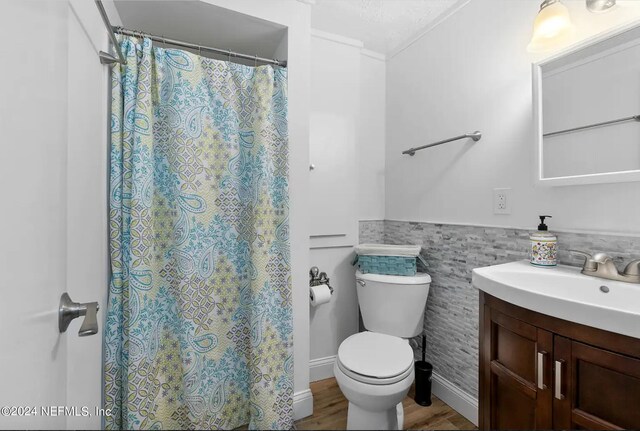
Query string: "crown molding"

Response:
xmin=311 ymin=28 xmax=364 ymax=49
xmin=388 ymin=0 xmax=471 ymax=60
xmin=311 ymin=29 xmax=387 ymax=60
xmin=361 ymin=49 xmax=386 ymax=61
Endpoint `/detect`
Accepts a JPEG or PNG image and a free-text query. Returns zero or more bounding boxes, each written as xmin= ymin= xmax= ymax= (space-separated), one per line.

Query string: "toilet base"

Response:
xmin=346 ymin=401 xmax=404 ymax=430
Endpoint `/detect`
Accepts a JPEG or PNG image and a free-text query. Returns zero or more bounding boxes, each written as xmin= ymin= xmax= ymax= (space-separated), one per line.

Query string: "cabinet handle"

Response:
xmin=555 ymin=360 xmax=565 ymax=400
xmin=537 ymin=351 xmax=547 ymax=390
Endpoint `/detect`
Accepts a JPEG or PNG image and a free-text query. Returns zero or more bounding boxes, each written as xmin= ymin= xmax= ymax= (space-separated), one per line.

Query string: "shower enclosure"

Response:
xmin=0 ymin=0 xmax=312 ymax=429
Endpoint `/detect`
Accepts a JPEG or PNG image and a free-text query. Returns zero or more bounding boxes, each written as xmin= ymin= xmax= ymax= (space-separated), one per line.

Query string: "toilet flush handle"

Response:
xmin=356 ymin=279 xmax=366 ymax=286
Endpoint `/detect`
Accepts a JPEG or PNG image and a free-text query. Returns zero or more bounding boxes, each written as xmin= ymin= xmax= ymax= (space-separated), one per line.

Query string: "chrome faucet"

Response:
xmin=570 ymin=250 xmax=640 ymax=284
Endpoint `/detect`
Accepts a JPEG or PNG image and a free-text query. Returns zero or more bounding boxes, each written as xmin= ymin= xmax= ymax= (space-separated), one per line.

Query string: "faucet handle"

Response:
xmin=569 ymin=250 xmax=591 ymax=258
xmin=623 ymin=259 xmax=640 ymax=276
xmin=569 ymin=250 xmax=597 ymax=271
xmin=592 ymin=252 xmax=614 ymax=264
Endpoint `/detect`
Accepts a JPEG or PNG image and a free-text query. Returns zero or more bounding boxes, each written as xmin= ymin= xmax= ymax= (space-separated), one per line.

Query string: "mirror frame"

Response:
xmin=533 ymin=19 xmax=640 ymax=187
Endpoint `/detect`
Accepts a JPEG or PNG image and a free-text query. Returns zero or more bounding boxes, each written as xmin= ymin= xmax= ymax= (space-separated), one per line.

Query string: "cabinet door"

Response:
xmin=480 ymin=306 xmax=553 ymax=429
xmin=554 ymin=337 xmax=640 ymax=430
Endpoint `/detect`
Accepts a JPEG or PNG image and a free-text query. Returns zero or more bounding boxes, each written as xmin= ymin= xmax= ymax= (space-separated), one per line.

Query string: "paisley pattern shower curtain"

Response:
xmin=104 ymin=36 xmax=292 ymax=430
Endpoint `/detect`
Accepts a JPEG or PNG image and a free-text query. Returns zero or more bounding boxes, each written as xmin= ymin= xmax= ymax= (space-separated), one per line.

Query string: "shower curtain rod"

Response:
xmin=94 ymin=0 xmax=287 ymax=68
xmin=95 ymin=0 xmax=126 ymax=65
xmin=114 ymin=27 xmax=288 ymax=67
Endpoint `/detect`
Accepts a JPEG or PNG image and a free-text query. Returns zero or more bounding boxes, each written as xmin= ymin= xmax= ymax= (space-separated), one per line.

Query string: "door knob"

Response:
xmin=58 ymin=292 xmax=100 ymax=336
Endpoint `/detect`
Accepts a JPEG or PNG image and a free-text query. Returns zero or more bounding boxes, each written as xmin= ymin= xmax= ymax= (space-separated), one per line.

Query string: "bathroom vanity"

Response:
xmin=473 ymin=261 xmax=640 ymax=430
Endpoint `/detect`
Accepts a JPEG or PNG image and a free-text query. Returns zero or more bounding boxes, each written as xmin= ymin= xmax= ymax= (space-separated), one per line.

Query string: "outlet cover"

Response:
xmin=493 ymin=188 xmax=511 ymax=214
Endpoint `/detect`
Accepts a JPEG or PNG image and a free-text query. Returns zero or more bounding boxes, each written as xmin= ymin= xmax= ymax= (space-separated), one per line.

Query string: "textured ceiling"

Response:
xmin=310 ymin=0 xmax=464 ymax=54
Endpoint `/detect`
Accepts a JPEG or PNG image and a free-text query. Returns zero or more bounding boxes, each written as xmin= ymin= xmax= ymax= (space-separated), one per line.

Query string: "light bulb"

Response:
xmin=527 ymin=0 xmax=575 ymax=53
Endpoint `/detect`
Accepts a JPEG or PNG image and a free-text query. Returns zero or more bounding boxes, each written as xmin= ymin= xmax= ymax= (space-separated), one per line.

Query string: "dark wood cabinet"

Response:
xmin=480 ymin=292 xmax=640 ymax=430
xmin=481 ymin=307 xmax=552 ymax=429
xmin=554 ymin=337 xmax=640 ymax=430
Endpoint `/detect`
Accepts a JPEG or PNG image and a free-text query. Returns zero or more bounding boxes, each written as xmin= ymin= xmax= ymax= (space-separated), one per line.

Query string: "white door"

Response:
xmin=0 ymin=1 xmax=71 ymax=429
xmin=0 ymin=1 xmax=110 ymax=429
xmin=65 ymin=0 xmax=110 ymax=429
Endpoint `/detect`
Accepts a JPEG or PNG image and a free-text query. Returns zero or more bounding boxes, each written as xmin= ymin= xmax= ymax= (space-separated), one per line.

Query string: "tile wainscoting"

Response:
xmin=358 ymin=220 xmax=385 ymax=243
xmin=359 ymin=219 xmax=640 ymax=400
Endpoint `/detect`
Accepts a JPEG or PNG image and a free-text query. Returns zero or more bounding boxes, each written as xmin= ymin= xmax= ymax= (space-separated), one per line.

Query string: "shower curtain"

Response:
xmin=104 ymin=36 xmax=292 ymax=430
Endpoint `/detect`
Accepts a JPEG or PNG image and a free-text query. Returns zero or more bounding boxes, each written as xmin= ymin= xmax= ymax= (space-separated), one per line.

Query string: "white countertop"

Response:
xmin=472 ymin=260 xmax=640 ymax=339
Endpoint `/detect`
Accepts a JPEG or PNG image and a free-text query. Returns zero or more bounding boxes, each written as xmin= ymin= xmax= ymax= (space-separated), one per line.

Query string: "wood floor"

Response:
xmin=296 ymin=378 xmax=477 ymax=430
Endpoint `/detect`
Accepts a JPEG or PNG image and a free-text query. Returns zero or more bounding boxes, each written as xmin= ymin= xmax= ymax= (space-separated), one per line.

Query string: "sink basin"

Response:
xmin=472 ymin=260 xmax=640 ymax=339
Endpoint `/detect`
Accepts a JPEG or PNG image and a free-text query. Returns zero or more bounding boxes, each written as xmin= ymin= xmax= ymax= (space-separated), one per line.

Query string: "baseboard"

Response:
xmin=309 ymin=355 xmax=336 ymax=382
xmin=431 ymin=372 xmax=478 ymax=426
xmin=293 ymin=389 xmax=313 ymax=421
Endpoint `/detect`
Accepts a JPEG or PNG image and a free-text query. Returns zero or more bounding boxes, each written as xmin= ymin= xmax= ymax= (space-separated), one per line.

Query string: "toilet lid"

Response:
xmin=337 ymin=332 xmax=414 ymax=379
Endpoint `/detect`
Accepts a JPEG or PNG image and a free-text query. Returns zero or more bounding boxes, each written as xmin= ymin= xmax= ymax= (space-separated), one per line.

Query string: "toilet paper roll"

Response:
xmin=309 ymin=284 xmax=332 ymax=307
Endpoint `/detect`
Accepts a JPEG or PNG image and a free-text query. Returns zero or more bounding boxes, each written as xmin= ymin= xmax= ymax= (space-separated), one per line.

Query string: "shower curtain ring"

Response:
xmin=198 ymin=44 xmax=202 ymax=57
xmin=254 ymin=54 xmax=258 ymax=67
xmin=227 ymin=49 xmax=232 ymax=63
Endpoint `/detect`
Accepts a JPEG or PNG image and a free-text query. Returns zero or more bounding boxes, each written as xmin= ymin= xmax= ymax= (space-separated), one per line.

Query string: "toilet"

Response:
xmin=334 ymin=270 xmax=431 ymax=430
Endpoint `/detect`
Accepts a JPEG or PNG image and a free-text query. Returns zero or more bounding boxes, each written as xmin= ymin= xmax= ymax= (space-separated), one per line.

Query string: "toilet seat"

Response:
xmin=337 ymin=332 xmax=414 ymax=385
xmin=337 ymin=357 xmax=414 ymax=385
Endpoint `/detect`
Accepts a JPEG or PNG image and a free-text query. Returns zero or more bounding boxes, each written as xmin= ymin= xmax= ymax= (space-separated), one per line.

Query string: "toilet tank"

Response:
xmin=356 ymin=270 xmax=431 ymax=338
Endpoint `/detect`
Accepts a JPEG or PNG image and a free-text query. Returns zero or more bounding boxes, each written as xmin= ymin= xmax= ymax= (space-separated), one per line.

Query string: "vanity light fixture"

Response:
xmin=527 ymin=0 xmax=575 ymax=53
xmin=586 ymin=0 xmax=616 ymax=13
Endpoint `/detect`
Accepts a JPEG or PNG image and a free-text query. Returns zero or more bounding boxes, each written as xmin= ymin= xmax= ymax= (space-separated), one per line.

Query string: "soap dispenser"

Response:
xmin=530 ymin=215 xmax=557 ymax=267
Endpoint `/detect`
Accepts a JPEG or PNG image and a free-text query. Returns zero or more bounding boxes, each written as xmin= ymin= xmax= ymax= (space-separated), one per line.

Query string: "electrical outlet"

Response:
xmin=493 ymin=188 xmax=511 ymax=214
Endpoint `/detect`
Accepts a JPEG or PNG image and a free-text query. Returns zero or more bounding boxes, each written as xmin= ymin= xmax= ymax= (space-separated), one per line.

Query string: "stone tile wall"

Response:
xmin=358 ymin=220 xmax=385 ymax=244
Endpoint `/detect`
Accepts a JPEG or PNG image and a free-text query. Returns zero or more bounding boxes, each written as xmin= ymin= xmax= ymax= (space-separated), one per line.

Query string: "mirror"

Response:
xmin=533 ymin=21 xmax=640 ymax=186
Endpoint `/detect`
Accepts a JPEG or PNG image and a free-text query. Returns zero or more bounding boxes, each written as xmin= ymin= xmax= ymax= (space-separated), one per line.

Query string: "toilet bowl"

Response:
xmin=335 ymin=271 xmax=431 ymax=430
xmin=334 ymin=331 xmax=415 ymax=430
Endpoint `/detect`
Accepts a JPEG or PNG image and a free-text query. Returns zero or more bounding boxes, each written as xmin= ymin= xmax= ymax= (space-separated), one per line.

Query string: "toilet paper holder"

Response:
xmin=309 ymin=266 xmax=334 ymax=294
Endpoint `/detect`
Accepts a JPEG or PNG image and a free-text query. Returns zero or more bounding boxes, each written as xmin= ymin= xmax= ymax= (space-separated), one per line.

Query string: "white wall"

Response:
xmin=359 ymin=51 xmax=386 ymax=221
xmin=201 ymin=0 xmax=313 ymax=419
xmin=308 ymin=31 xmax=386 ymax=381
xmin=308 ymin=32 xmax=361 ymax=381
xmin=386 ymin=0 xmax=640 ymax=235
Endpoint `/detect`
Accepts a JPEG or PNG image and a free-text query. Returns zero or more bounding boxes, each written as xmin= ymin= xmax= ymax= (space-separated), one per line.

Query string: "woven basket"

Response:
xmin=356 ymin=255 xmax=418 ymax=276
